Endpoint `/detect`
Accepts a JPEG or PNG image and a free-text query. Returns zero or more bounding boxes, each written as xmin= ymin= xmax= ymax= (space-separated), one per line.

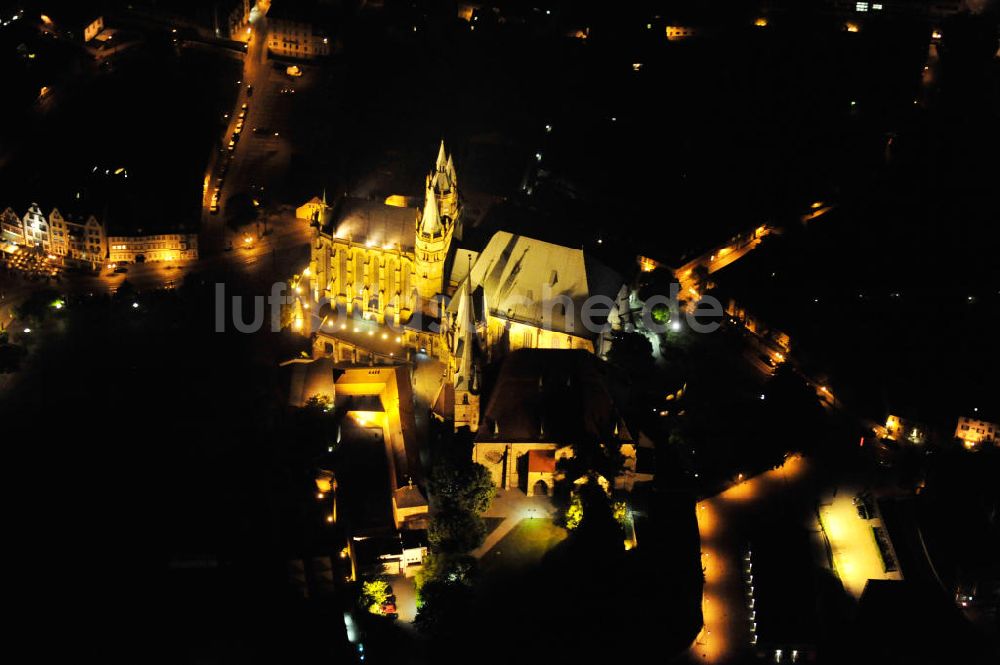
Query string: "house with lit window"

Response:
xmin=0 ymin=198 xmax=109 ymax=270
xmin=955 ymin=416 xmax=999 ymax=449
xmin=878 ymin=414 xmax=929 ymax=445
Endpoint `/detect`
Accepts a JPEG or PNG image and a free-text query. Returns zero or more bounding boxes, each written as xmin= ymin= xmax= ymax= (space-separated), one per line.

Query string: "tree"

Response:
xmin=14 ymin=287 xmax=60 ymax=323
xmin=413 ymin=578 xmax=474 ymax=636
xmin=637 ymin=267 xmax=676 ymax=304
xmin=428 ymin=509 xmax=486 ymax=554
xmin=415 ymin=553 xmax=476 ymax=595
xmin=605 ymin=330 xmax=653 ymax=376
xmin=303 ymin=394 xmax=333 ymax=413
xmin=429 ymin=461 xmax=496 ymax=515
xmin=360 ymin=578 xmax=391 ymax=615
xmin=565 ymin=493 xmax=584 ymax=530
xmin=651 ymin=302 xmax=671 ymax=325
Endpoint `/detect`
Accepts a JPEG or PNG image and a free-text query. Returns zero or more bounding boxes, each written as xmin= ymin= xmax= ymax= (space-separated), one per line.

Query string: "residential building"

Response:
xmin=216 ymin=0 xmax=252 ymax=40
xmin=22 ymin=202 xmax=50 ymax=250
xmin=955 ymin=416 xmax=999 ymax=448
xmin=108 ymin=232 xmax=198 ymax=263
xmin=0 ymin=207 xmax=24 ymax=244
xmin=878 ymin=414 xmax=929 ymax=445
xmin=49 ymin=207 xmax=107 ymax=269
xmin=0 ymin=200 xmax=108 ymax=269
xmin=266 ymin=0 xmax=330 ymax=59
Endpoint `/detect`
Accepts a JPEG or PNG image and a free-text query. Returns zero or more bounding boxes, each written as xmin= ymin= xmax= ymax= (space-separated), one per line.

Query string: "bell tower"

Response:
xmin=415 ymin=140 xmax=458 ymax=302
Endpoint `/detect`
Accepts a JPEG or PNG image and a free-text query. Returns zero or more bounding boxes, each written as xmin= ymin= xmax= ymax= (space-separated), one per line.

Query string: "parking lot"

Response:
xmin=818 ymin=490 xmax=903 ymax=598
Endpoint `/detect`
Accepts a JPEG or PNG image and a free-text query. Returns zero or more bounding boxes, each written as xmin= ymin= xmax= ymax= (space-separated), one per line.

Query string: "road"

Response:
xmin=200 ymin=2 xmax=304 ymax=256
xmin=88 ymin=209 xmax=313 ymax=294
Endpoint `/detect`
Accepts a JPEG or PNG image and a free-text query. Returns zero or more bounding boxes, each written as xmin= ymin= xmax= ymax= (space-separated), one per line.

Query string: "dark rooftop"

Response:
xmin=477 ymin=349 xmax=630 ymax=445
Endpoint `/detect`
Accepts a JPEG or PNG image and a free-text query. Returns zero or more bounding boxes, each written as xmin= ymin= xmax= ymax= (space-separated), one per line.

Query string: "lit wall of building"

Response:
xmin=108 ymin=233 xmax=199 ymax=263
xmin=267 ymin=16 xmax=329 ymax=59
xmin=311 ymin=239 xmax=418 ymax=325
xmin=955 ymin=417 xmax=999 ymax=448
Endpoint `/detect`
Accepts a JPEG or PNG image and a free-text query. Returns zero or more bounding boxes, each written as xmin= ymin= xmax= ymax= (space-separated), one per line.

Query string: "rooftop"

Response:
xmin=476 ymin=349 xmax=630 ymax=445
xmin=393 ymin=484 xmax=428 ymax=510
xmin=323 ymin=197 xmax=418 ymax=252
xmin=527 ymin=449 xmax=556 ymax=473
xmin=457 ymin=231 xmax=624 ymax=339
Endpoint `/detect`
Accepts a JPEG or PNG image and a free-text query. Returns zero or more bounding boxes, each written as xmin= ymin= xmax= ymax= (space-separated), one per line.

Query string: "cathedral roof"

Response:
xmin=326 ymin=197 xmax=418 ymax=251
xmin=454 ymin=231 xmax=625 ymax=340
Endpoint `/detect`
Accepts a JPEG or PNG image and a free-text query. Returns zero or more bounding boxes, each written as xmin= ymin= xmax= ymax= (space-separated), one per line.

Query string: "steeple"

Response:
xmin=445 ymin=153 xmax=456 ymax=187
xmin=419 ymin=186 xmax=443 ymax=235
xmin=435 ymin=139 xmax=447 ymax=172
xmin=415 ymin=141 xmax=458 ymax=302
xmin=452 ymin=273 xmax=481 ymax=431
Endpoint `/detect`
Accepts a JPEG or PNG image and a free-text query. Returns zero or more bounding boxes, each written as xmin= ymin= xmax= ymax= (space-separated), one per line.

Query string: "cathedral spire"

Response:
xmin=445 ymin=153 xmax=456 ymax=187
xmin=453 ymin=274 xmax=478 ymax=394
xmin=435 ymin=139 xmax=447 ymax=172
xmin=419 ymin=185 xmax=443 ymax=235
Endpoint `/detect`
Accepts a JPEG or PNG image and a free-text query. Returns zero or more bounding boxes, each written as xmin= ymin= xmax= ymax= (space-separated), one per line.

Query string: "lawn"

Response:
xmin=480 ymin=518 xmax=567 ymax=575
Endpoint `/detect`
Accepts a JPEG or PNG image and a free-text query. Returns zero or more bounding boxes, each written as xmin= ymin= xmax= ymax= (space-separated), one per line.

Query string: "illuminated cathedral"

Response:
xmin=299 ymin=141 xmax=629 ymax=432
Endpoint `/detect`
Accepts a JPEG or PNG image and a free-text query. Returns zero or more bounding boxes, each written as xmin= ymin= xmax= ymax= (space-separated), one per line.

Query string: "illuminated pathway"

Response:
xmin=688 ymin=454 xmax=813 ymax=664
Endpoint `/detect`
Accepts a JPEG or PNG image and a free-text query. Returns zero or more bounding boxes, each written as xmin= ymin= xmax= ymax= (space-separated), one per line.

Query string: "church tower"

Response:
xmin=415 ymin=140 xmax=458 ymax=302
xmin=450 ymin=273 xmax=481 ymax=432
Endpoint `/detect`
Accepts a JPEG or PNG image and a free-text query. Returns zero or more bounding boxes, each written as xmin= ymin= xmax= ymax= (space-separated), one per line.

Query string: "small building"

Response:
xmin=353 ymin=530 xmax=429 ymax=577
xmin=665 ymin=25 xmax=697 ymax=41
xmin=955 ymin=415 xmax=999 ymax=449
xmin=878 ymin=414 xmax=929 ymax=445
xmin=392 ymin=481 xmax=429 ymax=530
xmin=296 ymin=193 xmax=332 ymax=225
